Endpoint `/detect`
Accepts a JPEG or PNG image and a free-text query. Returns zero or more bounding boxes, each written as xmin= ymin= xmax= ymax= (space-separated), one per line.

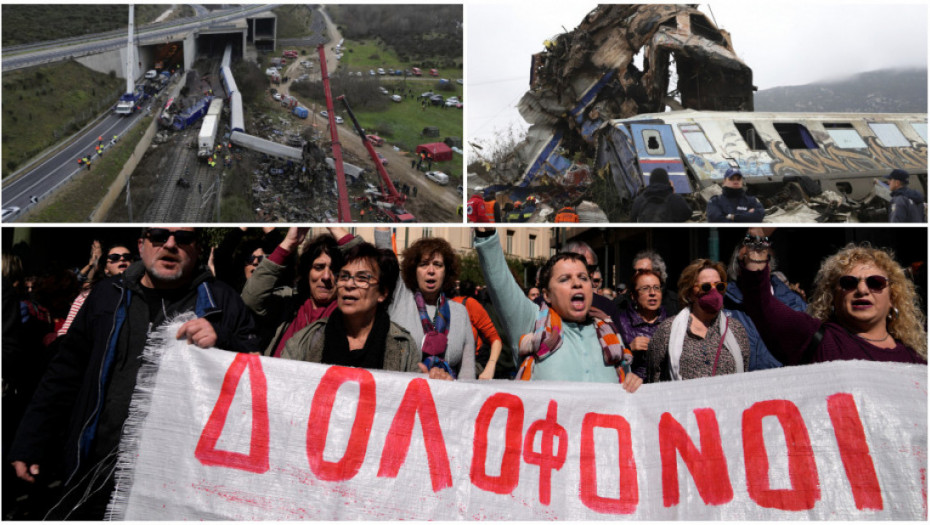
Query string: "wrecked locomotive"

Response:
xmin=478 ymin=4 xmax=927 ymax=222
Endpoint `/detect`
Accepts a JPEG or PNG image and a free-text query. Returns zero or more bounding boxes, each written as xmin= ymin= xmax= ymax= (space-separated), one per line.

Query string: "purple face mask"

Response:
xmin=696 ymin=288 xmax=724 ymax=314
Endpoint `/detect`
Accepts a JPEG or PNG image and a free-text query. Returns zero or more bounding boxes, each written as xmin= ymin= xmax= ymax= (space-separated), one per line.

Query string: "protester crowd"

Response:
xmin=2 ymin=226 xmax=926 ymax=519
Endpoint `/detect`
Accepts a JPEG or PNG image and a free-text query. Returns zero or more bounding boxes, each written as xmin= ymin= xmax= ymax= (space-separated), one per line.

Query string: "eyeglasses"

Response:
xmin=144 ymin=228 xmax=197 ymax=246
xmin=636 ymin=284 xmax=662 ymax=294
xmin=693 ymin=281 xmax=727 ymax=294
xmin=247 ymin=255 xmax=264 ymax=266
xmin=106 ymin=253 xmax=133 ymax=263
xmin=838 ymin=275 xmax=890 ymax=293
xmin=336 ymin=271 xmax=378 ymax=289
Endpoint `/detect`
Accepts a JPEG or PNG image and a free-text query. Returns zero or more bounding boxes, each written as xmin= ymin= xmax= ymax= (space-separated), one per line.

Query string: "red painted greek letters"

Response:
xmin=377 ymin=378 xmax=452 ymax=492
xmin=194 ymin=353 xmax=270 ymax=473
xmin=306 ymin=366 xmax=376 ymax=482
xmin=742 ymin=400 xmax=820 ymax=510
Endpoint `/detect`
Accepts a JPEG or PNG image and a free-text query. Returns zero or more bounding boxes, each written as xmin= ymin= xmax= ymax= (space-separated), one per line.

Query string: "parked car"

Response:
xmin=379 ymin=87 xmax=390 ymax=95
xmin=429 ymin=95 xmax=444 ymax=106
xmin=334 ymin=116 xmax=344 ymax=124
xmin=391 ymin=94 xmax=402 ymax=102
xmin=456 ymin=78 xmax=463 ymax=85
xmin=377 ymin=68 xmax=386 ymax=75
xmin=370 ymin=69 xmax=376 ymax=76
xmin=367 ymin=134 xmax=384 ymax=146
xmin=320 ymin=110 xmax=329 ymax=118
xmin=429 ymin=68 xmax=439 ymax=77
xmin=425 ymin=171 xmax=449 ymax=185
xmin=411 ymin=67 xmax=422 ymax=76
xmin=420 ymin=91 xmax=434 ymax=99
xmin=377 ymin=153 xmax=388 ymax=165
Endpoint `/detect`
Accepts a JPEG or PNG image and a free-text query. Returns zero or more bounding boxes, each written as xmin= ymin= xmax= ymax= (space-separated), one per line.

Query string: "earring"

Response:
xmin=887 ymin=307 xmax=899 ymax=321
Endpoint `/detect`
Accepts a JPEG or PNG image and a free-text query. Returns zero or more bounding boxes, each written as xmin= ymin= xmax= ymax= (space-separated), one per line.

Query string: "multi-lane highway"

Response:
xmin=1 ymin=4 xmax=281 ymax=221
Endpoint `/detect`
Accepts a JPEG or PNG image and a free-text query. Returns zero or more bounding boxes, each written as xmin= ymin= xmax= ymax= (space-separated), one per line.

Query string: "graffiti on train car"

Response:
xmin=765 ymin=137 xmax=926 ymax=178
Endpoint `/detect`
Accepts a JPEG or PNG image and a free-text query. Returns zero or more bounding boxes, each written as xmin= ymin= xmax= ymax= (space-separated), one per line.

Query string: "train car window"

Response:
xmin=679 ymin=124 xmax=714 ymax=153
xmin=908 ymin=122 xmax=927 ymax=142
xmin=734 ymin=123 xmax=767 ymax=151
xmin=869 ymin=123 xmax=910 ymax=147
xmin=773 ymin=123 xmax=819 ymax=149
xmin=642 ymin=129 xmax=665 ymax=155
xmin=824 ymin=123 xmax=867 ymax=149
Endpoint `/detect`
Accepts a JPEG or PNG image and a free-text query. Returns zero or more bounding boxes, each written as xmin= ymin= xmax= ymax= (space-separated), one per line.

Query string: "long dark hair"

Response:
xmin=296 ymin=234 xmax=345 ymax=299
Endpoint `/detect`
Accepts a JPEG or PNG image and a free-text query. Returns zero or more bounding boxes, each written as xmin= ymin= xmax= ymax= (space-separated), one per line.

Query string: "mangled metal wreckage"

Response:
xmin=488 ymin=4 xmax=927 ymax=222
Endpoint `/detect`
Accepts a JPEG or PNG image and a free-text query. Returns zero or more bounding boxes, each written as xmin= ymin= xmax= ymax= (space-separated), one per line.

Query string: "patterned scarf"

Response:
xmin=518 ymin=304 xmax=633 ymax=382
xmin=415 ymin=291 xmax=455 ymax=378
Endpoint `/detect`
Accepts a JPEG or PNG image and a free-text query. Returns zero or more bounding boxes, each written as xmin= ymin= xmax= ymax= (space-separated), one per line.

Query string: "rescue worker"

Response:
xmin=706 ymin=168 xmax=765 ymax=223
xmin=483 ymin=192 xmax=500 ymax=223
xmin=554 ymin=205 xmax=580 ymax=223
xmin=886 ymin=169 xmax=925 ymax=222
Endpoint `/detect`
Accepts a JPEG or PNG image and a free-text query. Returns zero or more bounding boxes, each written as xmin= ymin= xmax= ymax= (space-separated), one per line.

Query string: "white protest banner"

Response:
xmin=108 ymin=321 xmax=927 ymax=520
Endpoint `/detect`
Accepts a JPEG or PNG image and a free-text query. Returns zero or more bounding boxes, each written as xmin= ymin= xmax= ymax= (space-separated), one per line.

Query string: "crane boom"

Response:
xmin=317 ymin=44 xmax=353 ymax=223
xmin=337 ymin=95 xmax=405 ymax=205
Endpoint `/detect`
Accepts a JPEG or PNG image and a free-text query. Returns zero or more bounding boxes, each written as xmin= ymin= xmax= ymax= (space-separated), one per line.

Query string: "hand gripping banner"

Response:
xmin=108 ymin=321 xmax=927 ymax=520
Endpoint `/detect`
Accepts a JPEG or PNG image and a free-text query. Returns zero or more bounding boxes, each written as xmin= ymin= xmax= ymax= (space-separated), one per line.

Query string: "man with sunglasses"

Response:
xmin=9 ymin=227 xmax=261 ymax=519
xmin=562 ymin=239 xmax=623 ymax=329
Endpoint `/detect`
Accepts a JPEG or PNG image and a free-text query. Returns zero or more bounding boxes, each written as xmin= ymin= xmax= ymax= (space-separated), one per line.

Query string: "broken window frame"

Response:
xmin=824 ymin=123 xmax=867 ymax=149
xmin=773 ymin=122 xmax=820 ymax=150
xmin=734 ymin=122 xmax=767 ymax=151
xmin=642 ymin=129 xmax=666 ymax=156
xmin=907 ymin=122 xmax=928 ymax=142
xmin=868 ymin=123 xmax=910 ymax=148
xmin=678 ymin=123 xmax=715 ymax=154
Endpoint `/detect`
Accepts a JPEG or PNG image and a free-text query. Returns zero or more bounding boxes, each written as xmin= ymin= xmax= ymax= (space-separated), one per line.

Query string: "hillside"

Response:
xmin=754 ymin=68 xmax=927 ymax=113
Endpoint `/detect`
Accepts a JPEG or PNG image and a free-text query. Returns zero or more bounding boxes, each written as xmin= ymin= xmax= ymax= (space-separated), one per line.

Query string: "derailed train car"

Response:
xmin=600 ymin=110 xmax=927 ymax=201
xmin=483 ymin=4 xmax=928 ymax=221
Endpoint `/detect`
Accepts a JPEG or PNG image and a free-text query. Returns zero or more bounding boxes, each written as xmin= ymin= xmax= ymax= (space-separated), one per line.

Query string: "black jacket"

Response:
xmin=630 ymin=184 xmax=693 ymax=222
xmin=7 ymin=262 xmax=260 ymax=486
xmin=706 ymin=187 xmax=765 ymax=222
xmin=889 ymin=186 xmax=925 ymax=223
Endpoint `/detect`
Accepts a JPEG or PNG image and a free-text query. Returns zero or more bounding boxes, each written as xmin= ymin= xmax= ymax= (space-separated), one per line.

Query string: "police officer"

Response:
xmin=886 ymin=169 xmax=925 ymax=223
xmin=706 ymin=168 xmax=764 ymax=222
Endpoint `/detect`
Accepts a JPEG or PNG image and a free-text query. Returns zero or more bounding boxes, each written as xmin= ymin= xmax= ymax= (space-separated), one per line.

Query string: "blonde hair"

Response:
xmin=808 ymin=243 xmax=926 ymax=358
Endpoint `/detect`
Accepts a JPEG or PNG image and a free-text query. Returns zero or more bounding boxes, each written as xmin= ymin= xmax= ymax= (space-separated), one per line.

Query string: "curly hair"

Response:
xmin=678 ymin=259 xmax=727 ymax=307
xmin=400 ymin=237 xmax=459 ymax=294
xmin=808 ymin=243 xmax=926 ymax=358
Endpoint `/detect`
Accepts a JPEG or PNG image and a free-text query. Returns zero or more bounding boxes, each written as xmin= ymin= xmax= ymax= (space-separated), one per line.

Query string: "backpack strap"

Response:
xmin=801 ymin=324 xmax=826 ymax=364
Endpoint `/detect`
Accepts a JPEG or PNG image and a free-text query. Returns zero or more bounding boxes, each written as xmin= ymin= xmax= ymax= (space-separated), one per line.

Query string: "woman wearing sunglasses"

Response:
xmin=738 ymin=231 xmax=926 ymax=365
xmin=58 ymin=242 xmax=134 ymax=337
xmin=281 ymin=241 xmax=420 ymax=372
xmin=648 ymin=259 xmax=751 ymax=383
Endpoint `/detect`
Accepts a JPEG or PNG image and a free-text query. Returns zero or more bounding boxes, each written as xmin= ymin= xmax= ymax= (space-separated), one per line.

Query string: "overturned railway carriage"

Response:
xmin=598 ymin=111 xmax=927 ymax=199
xmin=600 ymin=111 xmax=928 ymax=201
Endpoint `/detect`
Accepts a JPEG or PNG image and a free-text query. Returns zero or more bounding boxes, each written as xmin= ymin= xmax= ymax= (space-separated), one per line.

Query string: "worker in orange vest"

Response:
xmin=554 ymin=206 xmax=580 ymax=223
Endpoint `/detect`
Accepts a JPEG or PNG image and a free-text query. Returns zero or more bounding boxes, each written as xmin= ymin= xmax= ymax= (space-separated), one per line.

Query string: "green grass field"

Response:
xmin=2 ymin=61 xmax=124 ymax=178
xmin=337 ymin=38 xmax=463 ymax=81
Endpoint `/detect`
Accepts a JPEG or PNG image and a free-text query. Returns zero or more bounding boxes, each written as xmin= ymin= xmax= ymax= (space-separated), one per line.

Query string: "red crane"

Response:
xmin=337 ymin=95 xmax=414 ymax=222
xmin=317 ymin=44 xmax=352 ymax=223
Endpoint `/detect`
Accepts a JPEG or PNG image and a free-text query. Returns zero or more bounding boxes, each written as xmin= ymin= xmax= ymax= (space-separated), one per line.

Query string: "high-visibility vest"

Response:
xmin=554 ymin=207 xmax=579 ymax=223
xmin=483 ymin=199 xmax=496 ymax=222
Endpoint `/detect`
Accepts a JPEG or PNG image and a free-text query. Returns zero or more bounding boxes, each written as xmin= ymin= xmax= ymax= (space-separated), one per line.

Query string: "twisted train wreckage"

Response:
xmin=474 ymin=4 xmax=927 ymax=222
